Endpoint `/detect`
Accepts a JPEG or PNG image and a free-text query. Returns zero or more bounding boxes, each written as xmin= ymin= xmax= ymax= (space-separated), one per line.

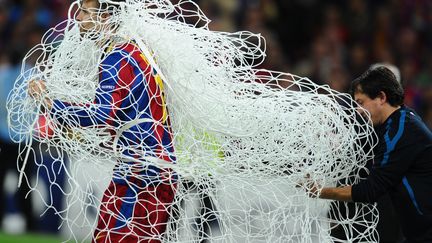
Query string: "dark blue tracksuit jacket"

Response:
xmin=352 ymin=106 xmax=432 ymax=242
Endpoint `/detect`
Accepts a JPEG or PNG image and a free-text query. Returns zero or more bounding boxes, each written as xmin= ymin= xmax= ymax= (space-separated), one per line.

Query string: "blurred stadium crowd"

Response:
xmin=0 ymin=0 xmax=431 ymax=236
xmin=197 ymin=0 xmax=432 ymax=128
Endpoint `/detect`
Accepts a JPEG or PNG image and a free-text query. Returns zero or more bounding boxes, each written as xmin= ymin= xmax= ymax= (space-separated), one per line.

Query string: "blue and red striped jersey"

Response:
xmin=51 ymin=42 xmax=176 ymax=169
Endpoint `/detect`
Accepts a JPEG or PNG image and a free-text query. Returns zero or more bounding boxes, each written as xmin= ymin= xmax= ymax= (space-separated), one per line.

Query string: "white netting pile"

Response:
xmin=7 ymin=0 xmax=379 ymax=242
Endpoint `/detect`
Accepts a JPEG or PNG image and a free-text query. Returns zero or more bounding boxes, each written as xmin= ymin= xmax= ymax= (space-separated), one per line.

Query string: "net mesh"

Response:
xmin=7 ymin=0 xmax=379 ymax=242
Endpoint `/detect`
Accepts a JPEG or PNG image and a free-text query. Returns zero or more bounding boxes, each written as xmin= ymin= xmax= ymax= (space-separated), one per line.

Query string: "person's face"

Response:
xmin=354 ymin=91 xmax=384 ymax=126
xmin=76 ymin=0 xmax=107 ymax=35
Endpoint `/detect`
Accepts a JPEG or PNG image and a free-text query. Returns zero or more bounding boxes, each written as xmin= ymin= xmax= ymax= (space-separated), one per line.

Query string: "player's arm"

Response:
xmin=308 ymin=145 xmax=414 ymax=203
xmin=50 ymin=52 xmax=126 ymax=127
xmin=50 ymin=86 xmax=122 ymax=127
xmin=303 ymin=179 xmax=353 ymax=202
xmin=318 ymin=186 xmax=353 ymax=202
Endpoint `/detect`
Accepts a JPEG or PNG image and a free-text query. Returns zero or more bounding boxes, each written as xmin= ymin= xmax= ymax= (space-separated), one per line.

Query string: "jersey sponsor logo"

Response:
xmin=101 ymin=85 xmax=116 ymax=91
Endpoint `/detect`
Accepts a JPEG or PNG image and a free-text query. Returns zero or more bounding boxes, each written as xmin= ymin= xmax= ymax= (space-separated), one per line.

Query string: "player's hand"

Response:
xmin=305 ymin=180 xmax=320 ymax=198
xmin=296 ymin=174 xmax=321 ymax=198
xmin=28 ymin=80 xmax=47 ymax=99
xmin=28 ymin=80 xmax=53 ymax=109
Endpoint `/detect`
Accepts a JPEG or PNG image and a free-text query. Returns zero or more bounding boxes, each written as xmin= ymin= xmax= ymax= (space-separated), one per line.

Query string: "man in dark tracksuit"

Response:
xmin=313 ymin=67 xmax=432 ymax=242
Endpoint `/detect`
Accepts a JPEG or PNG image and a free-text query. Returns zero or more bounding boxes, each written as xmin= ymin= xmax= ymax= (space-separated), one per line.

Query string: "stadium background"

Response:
xmin=0 ymin=0 xmax=431 ymax=242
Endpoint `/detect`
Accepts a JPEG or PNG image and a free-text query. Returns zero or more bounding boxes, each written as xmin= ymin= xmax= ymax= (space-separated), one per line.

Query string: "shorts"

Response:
xmin=93 ymin=178 xmax=177 ymax=243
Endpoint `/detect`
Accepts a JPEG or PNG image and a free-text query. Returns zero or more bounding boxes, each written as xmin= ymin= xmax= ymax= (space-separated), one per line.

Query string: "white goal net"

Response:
xmin=7 ymin=0 xmax=378 ymax=242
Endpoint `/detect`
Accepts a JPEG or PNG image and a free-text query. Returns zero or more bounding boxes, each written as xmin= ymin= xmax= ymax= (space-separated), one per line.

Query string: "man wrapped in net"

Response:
xmin=29 ymin=0 xmax=177 ymax=242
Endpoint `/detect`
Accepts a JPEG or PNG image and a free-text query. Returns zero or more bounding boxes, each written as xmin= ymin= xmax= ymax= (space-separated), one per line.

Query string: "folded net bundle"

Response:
xmin=7 ymin=0 xmax=378 ymax=242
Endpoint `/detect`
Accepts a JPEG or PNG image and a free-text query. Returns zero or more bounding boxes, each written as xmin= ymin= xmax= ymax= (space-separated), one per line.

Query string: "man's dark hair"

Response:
xmin=350 ymin=66 xmax=404 ymax=106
